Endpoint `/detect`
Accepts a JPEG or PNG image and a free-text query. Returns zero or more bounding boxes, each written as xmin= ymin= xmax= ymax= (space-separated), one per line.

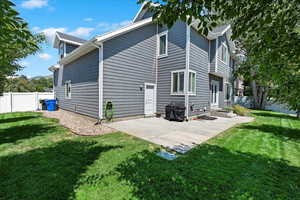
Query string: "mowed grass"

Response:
xmin=0 ymin=111 xmax=300 ymax=200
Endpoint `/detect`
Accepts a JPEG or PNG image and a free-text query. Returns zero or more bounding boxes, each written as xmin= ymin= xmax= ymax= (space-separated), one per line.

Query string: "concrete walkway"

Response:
xmin=107 ymin=116 xmax=253 ymax=153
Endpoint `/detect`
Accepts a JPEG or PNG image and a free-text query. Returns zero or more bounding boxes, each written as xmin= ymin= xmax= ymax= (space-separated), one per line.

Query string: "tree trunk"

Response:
xmin=297 ymin=109 xmax=300 ymax=119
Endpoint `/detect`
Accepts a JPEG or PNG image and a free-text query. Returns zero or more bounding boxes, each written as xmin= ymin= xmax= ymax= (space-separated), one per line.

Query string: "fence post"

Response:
xmin=35 ymin=92 xmax=39 ymax=111
xmin=9 ymin=92 xmax=13 ymax=112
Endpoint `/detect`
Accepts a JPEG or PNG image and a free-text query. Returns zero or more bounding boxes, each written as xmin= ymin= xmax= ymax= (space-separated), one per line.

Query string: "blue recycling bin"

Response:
xmin=45 ymin=99 xmax=57 ymax=111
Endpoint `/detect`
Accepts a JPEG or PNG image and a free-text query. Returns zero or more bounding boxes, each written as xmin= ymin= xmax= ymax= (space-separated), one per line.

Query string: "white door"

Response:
xmin=144 ymin=83 xmax=156 ymax=115
xmin=210 ymin=80 xmax=219 ymax=107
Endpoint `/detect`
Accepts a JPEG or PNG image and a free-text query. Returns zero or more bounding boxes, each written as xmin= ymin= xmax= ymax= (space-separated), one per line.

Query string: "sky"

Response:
xmin=13 ymin=0 xmax=142 ymax=77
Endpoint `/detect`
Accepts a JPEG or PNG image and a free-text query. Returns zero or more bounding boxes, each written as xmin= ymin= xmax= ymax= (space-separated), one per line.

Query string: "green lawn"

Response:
xmin=0 ymin=111 xmax=300 ymax=200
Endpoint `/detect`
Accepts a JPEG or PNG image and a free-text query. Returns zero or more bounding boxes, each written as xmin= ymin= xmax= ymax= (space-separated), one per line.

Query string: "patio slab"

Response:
xmin=107 ymin=116 xmax=254 ymax=153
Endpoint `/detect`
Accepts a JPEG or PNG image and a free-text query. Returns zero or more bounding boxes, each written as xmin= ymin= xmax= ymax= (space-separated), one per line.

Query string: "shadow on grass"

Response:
xmin=0 ymin=140 xmax=122 ymax=200
xmin=243 ymin=124 xmax=300 ymax=141
xmin=253 ymin=111 xmax=297 ymax=121
xmin=0 ymin=116 xmax=38 ymax=124
xmin=116 ymin=144 xmax=300 ymax=200
xmin=0 ymin=124 xmax=60 ymax=145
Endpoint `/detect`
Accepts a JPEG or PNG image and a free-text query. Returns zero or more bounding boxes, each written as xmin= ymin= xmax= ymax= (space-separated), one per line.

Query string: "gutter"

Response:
xmin=91 ymin=41 xmax=104 ymax=122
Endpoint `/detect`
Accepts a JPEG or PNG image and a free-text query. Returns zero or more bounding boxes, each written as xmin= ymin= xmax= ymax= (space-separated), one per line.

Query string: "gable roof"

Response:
xmin=53 ymin=32 xmax=87 ymax=48
xmin=60 ymin=17 xmax=153 ymax=65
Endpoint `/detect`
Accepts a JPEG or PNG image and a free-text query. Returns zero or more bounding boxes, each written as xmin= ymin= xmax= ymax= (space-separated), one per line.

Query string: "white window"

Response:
xmin=65 ymin=80 xmax=71 ymax=99
xmin=171 ymin=70 xmax=196 ymax=95
xmin=158 ymin=31 xmax=168 ymax=57
xmin=188 ymin=71 xmax=196 ymax=95
xmin=221 ymin=43 xmax=228 ymax=63
xmin=225 ymin=83 xmax=232 ymax=101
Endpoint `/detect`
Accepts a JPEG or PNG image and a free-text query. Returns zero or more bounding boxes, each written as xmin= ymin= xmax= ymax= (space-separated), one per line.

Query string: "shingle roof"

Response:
xmin=56 ymin=32 xmax=87 ymax=44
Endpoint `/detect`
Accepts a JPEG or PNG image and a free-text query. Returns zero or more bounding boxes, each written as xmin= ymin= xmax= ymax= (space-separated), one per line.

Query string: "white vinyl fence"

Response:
xmin=234 ymin=96 xmax=296 ymax=115
xmin=0 ymin=92 xmax=54 ymax=114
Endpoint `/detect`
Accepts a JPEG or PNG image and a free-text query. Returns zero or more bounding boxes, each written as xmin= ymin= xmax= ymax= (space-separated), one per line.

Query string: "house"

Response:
xmin=49 ymin=3 xmax=238 ymax=121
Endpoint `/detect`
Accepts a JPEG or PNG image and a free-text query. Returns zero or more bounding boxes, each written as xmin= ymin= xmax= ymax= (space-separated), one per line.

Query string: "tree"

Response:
xmin=139 ymin=0 xmax=300 ymax=112
xmin=4 ymin=76 xmax=53 ymax=92
xmin=0 ymin=0 xmax=45 ymax=93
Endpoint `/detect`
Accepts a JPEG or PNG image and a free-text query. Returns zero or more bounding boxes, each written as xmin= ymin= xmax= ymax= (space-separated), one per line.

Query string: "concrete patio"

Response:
xmin=107 ymin=116 xmax=254 ymax=153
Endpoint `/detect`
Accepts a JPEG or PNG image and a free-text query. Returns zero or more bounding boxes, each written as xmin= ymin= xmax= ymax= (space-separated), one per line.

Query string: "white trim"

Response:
xmin=54 ymin=33 xmax=84 ymax=48
xmin=144 ymin=83 xmax=157 ymax=115
xmin=132 ymin=1 xmax=148 ymax=22
xmin=170 ymin=70 xmax=185 ymax=96
xmin=219 ymin=42 xmax=229 ymax=65
xmin=95 ymin=18 xmax=151 ymax=43
xmin=61 ymin=18 xmax=153 ymax=65
xmin=98 ymin=43 xmax=104 ymax=119
xmin=157 ymin=30 xmax=168 ymax=58
xmin=215 ymin=37 xmax=219 ymax=72
xmin=185 ymin=24 xmax=191 ymax=118
xmin=210 ymin=80 xmax=219 ymax=107
xmin=188 ymin=70 xmax=196 ymax=96
xmin=208 ymin=40 xmax=211 ymax=73
xmin=63 ymin=42 xmax=66 ymax=57
xmin=64 ymin=80 xmax=72 ymax=99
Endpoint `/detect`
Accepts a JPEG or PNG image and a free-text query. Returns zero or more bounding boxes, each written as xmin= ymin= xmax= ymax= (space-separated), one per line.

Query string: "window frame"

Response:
xmin=65 ymin=80 xmax=72 ymax=99
xmin=220 ymin=42 xmax=228 ymax=64
xmin=157 ymin=31 xmax=168 ymax=58
xmin=188 ymin=70 xmax=196 ymax=95
xmin=170 ymin=70 xmax=197 ymax=96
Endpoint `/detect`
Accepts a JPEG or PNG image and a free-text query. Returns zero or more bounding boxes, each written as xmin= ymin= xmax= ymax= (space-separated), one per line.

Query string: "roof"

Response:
xmin=60 ymin=17 xmax=153 ymax=65
xmin=53 ymin=32 xmax=87 ymax=48
xmin=48 ymin=64 xmax=60 ymax=72
xmin=59 ymin=3 xmax=234 ymax=65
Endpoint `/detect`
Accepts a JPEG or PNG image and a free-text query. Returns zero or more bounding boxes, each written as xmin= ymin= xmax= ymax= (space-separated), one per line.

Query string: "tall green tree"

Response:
xmin=139 ymin=0 xmax=300 ymax=113
xmin=0 ymin=0 xmax=45 ymax=93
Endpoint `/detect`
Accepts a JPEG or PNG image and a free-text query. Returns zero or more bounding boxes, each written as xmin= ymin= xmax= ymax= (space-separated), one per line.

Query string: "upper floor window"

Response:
xmin=59 ymin=42 xmax=65 ymax=59
xmin=65 ymin=80 xmax=71 ymax=99
xmin=171 ymin=70 xmax=196 ymax=95
xmin=221 ymin=43 xmax=228 ymax=63
xmin=158 ymin=31 xmax=168 ymax=57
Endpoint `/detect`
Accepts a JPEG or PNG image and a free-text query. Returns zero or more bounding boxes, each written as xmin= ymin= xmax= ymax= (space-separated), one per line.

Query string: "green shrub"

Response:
xmin=232 ymin=105 xmax=251 ymax=116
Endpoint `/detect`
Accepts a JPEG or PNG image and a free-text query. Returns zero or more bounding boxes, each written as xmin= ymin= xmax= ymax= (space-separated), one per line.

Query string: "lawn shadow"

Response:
xmin=0 ymin=140 xmax=122 ymax=200
xmin=0 ymin=116 xmax=38 ymax=124
xmin=116 ymin=144 xmax=300 ymax=200
xmin=243 ymin=124 xmax=300 ymax=141
xmin=253 ymin=112 xmax=297 ymax=121
xmin=0 ymin=124 xmax=61 ymax=145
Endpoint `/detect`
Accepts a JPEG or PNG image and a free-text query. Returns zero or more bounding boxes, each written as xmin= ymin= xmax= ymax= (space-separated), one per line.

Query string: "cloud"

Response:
xmin=84 ymin=18 xmax=94 ymax=22
xmin=38 ymin=53 xmax=52 ymax=61
xmin=68 ymin=27 xmax=94 ymax=37
xmin=97 ymin=20 xmax=132 ymax=32
xmin=21 ymin=0 xmax=48 ymax=9
xmin=19 ymin=61 xmax=30 ymax=67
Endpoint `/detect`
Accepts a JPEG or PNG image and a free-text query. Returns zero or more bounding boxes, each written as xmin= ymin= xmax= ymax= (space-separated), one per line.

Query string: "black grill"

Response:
xmin=165 ymin=102 xmax=186 ymax=122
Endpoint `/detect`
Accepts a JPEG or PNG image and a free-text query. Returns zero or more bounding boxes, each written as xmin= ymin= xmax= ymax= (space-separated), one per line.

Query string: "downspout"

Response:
xmin=185 ymin=24 xmax=191 ymax=120
xmin=155 ymin=23 xmax=159 ymax=114
xmin=91 ymin=41 xmax=104 ymax=122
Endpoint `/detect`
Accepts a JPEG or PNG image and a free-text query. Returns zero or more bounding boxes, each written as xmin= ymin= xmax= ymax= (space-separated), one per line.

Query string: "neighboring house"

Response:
xmin=49 ymin=3 xmax=238 ymax=120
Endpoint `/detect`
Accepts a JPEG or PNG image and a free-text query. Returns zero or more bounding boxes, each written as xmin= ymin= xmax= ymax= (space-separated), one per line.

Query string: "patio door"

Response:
xmin=211 ymin=80 xmax=219 ymax=108
xmin=144 ymin=83 xmax=156 ymax=116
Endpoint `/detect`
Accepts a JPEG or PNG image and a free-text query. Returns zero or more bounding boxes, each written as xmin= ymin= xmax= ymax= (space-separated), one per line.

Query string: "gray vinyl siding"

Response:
xmin=216 ymin=35 xmax=230 ymax=79
xmin=56 ymin=49 xmax=99 ymax=118
xmin=210 ymin=39 xmax=216 ymax=72
xmin=103 ymin=23 xmax=157 ymax=118
xmin=141 ymin=10 xmax=154 ymax=20
xmin=157 ymin=21 xmax=187 ymax=113
xmin=53 ymin=70 xmax=58 ymax=87
xmin=188 ymin=28 xmax=210 ymax=116
xmin=66 ymin=43 xmax=79 ymax=54
xmin=209 ymin=74 xmax=224 ymax=108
